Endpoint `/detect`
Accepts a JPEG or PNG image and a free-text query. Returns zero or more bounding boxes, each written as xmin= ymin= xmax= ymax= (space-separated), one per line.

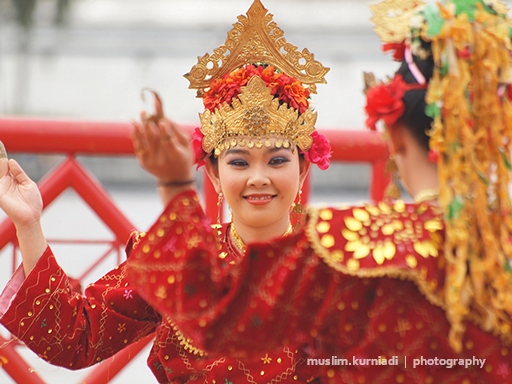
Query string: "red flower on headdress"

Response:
xmin=191 ymin=127 xmax=207 ymax=169
xmin=382 ymin=41 xmax=406 ymax=61
xmin=203 ymin=74 xmax=244 ymax=112
xmin=303 ymin=131 xmax=331 ymax=170
xmin=202 ymin=64 xmax=310 ymax=114
xmin=258 ymin=65 xmax=282 ymax=92
xmin=365 ymin=74 xmax=408 ymax=130
xmin=280 ymin=79 xmax=310 ymax=114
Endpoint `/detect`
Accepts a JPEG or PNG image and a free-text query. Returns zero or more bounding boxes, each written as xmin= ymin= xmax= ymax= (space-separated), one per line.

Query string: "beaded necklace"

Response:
xmin=229 ymin=222 xmax=293 ymax=255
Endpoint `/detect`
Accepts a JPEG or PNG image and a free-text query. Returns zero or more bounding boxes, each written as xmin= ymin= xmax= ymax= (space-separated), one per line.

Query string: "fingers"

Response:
xmin=0 ymin=141 xmax=7 ymax=159
xmin=131 ymin=121 xmax=148 ymax=157
xmin=169 ymin=121 xmax=191 ymax=146
xmin=140 ymin=89 xmax=163 ymax=121
xmin=136 ymin=113 xmax=161 ymax=153
xmin=136 ymin=91 xmax=186 ymax=156
xmin=157 ymin=119 xmax=173 ymax=143
xmin=8 ymin=159 xmax=32 ymax=186
xmin=0 ymin=158 xmax=8 ymax=179
xmin=153 ymin=92 xmax=163 ymax=120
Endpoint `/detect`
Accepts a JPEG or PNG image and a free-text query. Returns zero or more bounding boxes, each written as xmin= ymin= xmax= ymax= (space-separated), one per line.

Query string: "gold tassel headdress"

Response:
xmin=186 ymin=0 xmax=331 ymax=169
xmin=368 ymin=0 xmax=512 ymax=352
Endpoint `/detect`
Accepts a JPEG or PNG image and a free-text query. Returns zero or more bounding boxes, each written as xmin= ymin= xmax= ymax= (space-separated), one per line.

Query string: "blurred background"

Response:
xmin=1 ymin=1 xmax=510 ymax=383
xmin=0 ymin=0 xmax=401 ymax=191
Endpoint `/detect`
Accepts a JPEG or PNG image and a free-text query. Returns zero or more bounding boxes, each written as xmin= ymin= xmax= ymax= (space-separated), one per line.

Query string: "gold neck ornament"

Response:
xmin=229 ymin=222 xmax=293 ymax=255
xmin=413 ymin=189 xmax=439 ymax=203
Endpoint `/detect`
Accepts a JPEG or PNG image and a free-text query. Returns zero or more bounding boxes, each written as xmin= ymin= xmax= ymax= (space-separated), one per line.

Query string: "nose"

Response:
xmin=247 ymin=165 xmax=270 ymax=188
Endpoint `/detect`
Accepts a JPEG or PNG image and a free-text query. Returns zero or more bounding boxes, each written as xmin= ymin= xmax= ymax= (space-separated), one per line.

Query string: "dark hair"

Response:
xmin=395 ymin=47 xmax=435 ymax=153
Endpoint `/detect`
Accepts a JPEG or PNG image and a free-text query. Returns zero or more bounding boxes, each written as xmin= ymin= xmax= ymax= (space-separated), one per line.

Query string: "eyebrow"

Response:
xmin=225 ymin=148 xmax=249 ymax=155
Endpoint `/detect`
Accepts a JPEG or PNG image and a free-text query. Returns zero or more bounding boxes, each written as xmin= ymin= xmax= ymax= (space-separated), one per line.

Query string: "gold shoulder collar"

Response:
xmin=306 ymin=201 xmax=446 ymax=309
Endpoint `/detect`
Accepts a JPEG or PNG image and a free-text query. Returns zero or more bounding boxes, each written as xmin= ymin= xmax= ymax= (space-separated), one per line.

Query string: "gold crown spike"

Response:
xmin=185 ymin=0 xmax=329 ymax=97
xmin=199 ymin=76 xmax=317 ymax=155
xmin=370 ymin=0 xmax=425 ymax=44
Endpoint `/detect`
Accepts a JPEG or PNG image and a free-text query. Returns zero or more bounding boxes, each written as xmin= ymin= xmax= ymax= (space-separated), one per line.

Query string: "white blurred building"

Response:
xmin=0 ymin=0 xmax=399 ymax=128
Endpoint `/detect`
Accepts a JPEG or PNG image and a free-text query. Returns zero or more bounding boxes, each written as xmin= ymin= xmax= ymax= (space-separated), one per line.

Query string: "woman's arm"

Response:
xmin=1 ymin=245 xmax=159 ymax=369
xmin=131 ymin=92 xmax=196 ymax=207
xmin=0 ymin=147 xmax=159 ymax=368
xmin=0 ymin=156 xmax=47 ymax=275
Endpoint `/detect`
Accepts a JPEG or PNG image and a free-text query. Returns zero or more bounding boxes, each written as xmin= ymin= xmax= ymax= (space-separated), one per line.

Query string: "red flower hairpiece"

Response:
xmin=203 ymin=64 xmax=310 ymax=114
xmin=365 ymin=74 xmax=407 ymax=130
xmin=382 ymin=41 xmax=406 ymax=62
xmin=365 ymin=74 xmax=427 ymax=130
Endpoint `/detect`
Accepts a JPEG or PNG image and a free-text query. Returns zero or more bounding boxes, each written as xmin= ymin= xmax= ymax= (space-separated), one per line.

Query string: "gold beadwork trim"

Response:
xmin=229 ymin=221 xmax=293 ymax=255
xmin=413 ymin=189 xmax=439 ymax=203
xmin=169 ymin=320 xmax=207 ymax=357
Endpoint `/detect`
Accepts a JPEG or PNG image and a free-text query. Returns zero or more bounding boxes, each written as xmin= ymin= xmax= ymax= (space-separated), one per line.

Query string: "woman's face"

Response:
xmin=207 ymin=139 xmax=309 ymax=230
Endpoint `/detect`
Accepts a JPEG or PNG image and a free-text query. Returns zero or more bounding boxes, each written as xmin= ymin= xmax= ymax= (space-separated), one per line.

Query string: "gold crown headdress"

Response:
xmin=186 ymin=0 xmax=331 ymax=169
xmin=368 ymin=0 xmax=512 ymax=352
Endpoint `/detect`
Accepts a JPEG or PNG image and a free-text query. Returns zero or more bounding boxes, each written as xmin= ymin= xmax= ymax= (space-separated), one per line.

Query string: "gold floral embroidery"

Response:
xmin=320 ymin=234 xmax=335 ymax=248
xmin=321 ymin=201 xmax=443 ymax=267
xmin=261 ymin=353 xmax=272 ymax=364
xmin=353 ymin=208 xmax=370 ymax=221
xmin=316 ymin=221 xmax=330 ymax=233
xmin=319 ymin=209 xmax=333 ymax=221
xmin=306 ymin=203 xmax=447 ymax=319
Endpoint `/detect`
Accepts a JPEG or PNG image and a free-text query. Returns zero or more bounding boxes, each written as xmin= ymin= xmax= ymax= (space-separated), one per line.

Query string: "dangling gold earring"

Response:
xmin=212 ymin=192 xmax=223 ymax=235
xmin=291 ymin=189 xmax=306 ymax=230
xmin=384 ymin=156 xmax=401 ymax=201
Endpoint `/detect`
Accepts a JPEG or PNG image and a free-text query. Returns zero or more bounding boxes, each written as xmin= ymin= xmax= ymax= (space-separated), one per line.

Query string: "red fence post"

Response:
xmin=0 ymin=336 xmax=45 ymax=384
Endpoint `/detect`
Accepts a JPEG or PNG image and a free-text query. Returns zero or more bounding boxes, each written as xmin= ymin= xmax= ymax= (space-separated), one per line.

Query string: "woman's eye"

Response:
xmin=228 ymin=159 xmax=248 ymax=167
xmin=269 ymin=157 xmax=290 ymax=165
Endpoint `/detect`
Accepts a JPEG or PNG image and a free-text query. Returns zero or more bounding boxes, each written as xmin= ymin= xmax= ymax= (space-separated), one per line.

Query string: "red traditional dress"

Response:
xmin=0 ymin=226 xmax=309 ymax=383
xmin=127 ymin=190 xmax=512 ymax=384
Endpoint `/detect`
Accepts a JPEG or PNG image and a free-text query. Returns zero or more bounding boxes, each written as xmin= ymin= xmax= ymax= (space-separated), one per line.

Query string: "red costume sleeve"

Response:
xmin=127 ymin=193 xmax=512 ymax=383
xmin=127 ymin=190 xmax=241 ymax=339
xmin=0 ymin=245 xmax=159 ymax=369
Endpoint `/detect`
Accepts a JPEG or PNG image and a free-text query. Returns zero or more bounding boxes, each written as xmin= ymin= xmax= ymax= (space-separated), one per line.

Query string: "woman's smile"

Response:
xmin=243 ymin=193 xmax=276 ymax=205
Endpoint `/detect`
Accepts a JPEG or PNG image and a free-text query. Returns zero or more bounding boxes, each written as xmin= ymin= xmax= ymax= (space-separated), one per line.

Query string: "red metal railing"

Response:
xmin=0 ymin=117 xmax=389 ymax=383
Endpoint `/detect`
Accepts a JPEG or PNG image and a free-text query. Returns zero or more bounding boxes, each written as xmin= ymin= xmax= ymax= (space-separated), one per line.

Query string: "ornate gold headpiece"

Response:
xmin=369 ymin=0 xmax=425 ymax=44
xmin=186 ymin=0 xmax=328 ymax=97
xmin=186 ymin=0 xmax=331 ymax=168
xmin=200 ymin=76 xmax=317 ymax=156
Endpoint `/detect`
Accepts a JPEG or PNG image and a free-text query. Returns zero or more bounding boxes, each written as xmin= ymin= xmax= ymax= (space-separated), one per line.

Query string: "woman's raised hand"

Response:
xmin=0 ymin=144 xmax=47 ymax=274
xmin=0 ymin=150 xmax=43 ymax=229
xmin=131 ymin=90 xmax=195 ymax=185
